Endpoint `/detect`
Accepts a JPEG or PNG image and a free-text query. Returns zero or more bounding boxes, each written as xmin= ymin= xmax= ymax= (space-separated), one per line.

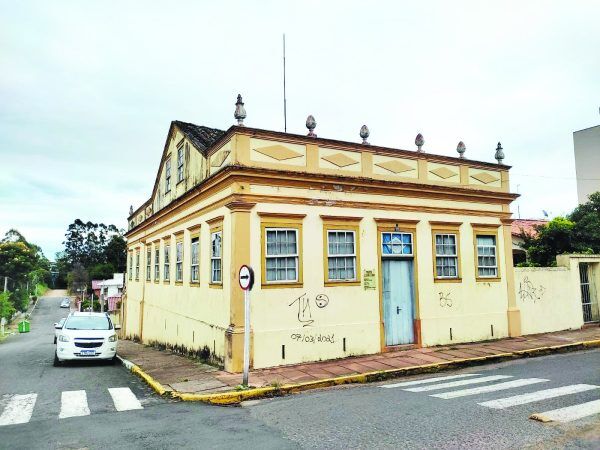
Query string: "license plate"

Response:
xmin=80 ymin=349 xmax=96 ymax=356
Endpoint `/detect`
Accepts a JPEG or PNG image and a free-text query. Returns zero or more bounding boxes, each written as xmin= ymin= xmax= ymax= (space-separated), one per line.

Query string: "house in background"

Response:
xmin=573 ymin=118 xmax=600 ymax=204
xmin=511 ymin=219 xmax=548 ymax=265
xmin=123 ymin=95 xmax=521 ymax=372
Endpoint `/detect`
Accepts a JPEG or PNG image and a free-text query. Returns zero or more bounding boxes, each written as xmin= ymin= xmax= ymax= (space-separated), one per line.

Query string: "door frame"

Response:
xmin=376 ymin=219 xmax=421 ymax=351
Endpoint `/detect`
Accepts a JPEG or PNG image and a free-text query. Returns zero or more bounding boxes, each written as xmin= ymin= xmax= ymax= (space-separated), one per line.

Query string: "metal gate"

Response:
xmin=579 ymin=263 xmax=599 ymax=323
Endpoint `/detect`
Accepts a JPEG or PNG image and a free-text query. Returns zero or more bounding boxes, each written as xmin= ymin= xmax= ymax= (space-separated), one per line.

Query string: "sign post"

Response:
xmin=238 ymin=265 xmax=254 ymax=386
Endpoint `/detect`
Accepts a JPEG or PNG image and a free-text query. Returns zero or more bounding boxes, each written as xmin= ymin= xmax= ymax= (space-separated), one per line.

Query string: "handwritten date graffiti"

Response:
xmin=290 ymin=333 xmax=335 ymax=344
xmin=289 ymin=293 xmax=330 ymax=327
xmin=518 ymin=277 xmax=545 ymax=303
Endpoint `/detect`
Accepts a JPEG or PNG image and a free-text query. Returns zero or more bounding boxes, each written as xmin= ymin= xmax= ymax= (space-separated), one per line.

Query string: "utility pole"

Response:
xmin=3 ymin=276 xmax=7 ymax=293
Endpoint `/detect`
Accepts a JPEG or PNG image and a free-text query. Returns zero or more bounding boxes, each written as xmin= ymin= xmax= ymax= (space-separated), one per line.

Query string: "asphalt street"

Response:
xmin=1 ymin=294 xmax=598 ymax=449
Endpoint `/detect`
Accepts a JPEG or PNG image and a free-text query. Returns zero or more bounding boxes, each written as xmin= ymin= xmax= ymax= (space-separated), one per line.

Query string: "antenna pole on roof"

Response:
xmin=283 ymin=33 xmax=287 ymax=133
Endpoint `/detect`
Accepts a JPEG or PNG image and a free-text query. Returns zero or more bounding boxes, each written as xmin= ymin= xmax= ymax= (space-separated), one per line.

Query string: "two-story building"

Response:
xmin=123 ymin=96 xmax=520 ymax=372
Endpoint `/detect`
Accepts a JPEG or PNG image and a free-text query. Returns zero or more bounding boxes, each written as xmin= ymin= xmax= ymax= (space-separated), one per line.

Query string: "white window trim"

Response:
xmin=326 ymin=229 xmax=357 ymax=281
xmin=175 ymin=241 xmax=183 ymax=282
xmin=164 ymin=245 xmax=170 ymax=281
xmin=190 ymin=238 xmax=199 ymax=283
xmin=435 ymin=233 xmax=459 ymax=279
xmin=476 ymin=236 xmax=498 ymax=278
xmin=265 ymin=227 xmax=299 ymax=283
xmin=154 ymin=248 xmax=159 ymax=281
xmin=177 ymin=146 xmax=184 ymax=183
xmin=146 ymin=249 xmax=151 ymax=281
xmin=210 ymin=231 xmax=222 ymax=284
xmin=165 ymin=159 xmax=171 ymax=193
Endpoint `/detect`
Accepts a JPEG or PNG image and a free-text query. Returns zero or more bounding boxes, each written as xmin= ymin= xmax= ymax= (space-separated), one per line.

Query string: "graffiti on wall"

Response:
xmin=439 ymin=291 xmax=453 ymax=307
xmin=518 ymin=277 xmax=546 ymax=303
xmin=290 ymin=333 xmax=335 ymax=344
xmin=289 ymin=293 xmax=330 ymax=327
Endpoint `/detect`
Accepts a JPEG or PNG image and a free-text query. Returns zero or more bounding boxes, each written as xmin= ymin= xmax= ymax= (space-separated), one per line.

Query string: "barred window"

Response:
xmin=265 ymin=229 xmax=298 ymax=282
xmin=175 ymin=241 xmax=183 ymax=282
xmin=477 ymin=235 xmax=497 ymax=277
xmin=211 ymin=231 xmax=222 ymax=283
xmin=382 ymin=232 xmax=413 ymax=256
xmin=327 ymin=231 xmax=356 ymax=281
xmin=164 ymin=244 xmax=170 ymax=281
xmin=154 ymin=248 xmax=159 ymax=281
xmin=135 ymin=250 xmax=140 ymax=280
xmin=190 ymin=237 xmax=199 ymax=283
xmin=177 ymin=146 xmax=184 ymax=183
xmin=435 ymin=234 xmax=458 ymax=278
xmin=146 ymin=248 xmax=151 ymax=281
xmin=165 ymin=159 xmax=171 ymax=193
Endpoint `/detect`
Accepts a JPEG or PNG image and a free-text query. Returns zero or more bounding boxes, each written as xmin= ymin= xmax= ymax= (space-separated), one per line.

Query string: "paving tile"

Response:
xmin=339 ymin=362 xmax=374 ymax=373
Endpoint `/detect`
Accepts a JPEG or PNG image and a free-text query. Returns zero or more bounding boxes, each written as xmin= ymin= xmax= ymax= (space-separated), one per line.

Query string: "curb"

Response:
xmin=124 ymin=338 xmax=600 ymax=406
xmin=116 ymin=355 xmax=168 ymax=396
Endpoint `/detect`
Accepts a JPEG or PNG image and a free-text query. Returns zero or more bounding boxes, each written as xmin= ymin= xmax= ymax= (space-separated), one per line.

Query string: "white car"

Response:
xmin=54 ymin=312 xmax=120 ymax=366
xmin=60 ymin=298 xmax=71 ymax=308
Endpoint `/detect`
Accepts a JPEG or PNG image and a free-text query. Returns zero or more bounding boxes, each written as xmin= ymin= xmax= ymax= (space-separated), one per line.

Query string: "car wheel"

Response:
xmin=53 ymin=337 xmax=57 ymax=344
xmin=110 ymin=356 xmax=118 ymax=365
xmin=53 ymin=352 xmax=62 ymax=367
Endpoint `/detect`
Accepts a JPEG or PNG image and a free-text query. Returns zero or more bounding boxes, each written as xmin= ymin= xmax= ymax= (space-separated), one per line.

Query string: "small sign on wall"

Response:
xmin=363 ymin=270 xmax=377 ymax=290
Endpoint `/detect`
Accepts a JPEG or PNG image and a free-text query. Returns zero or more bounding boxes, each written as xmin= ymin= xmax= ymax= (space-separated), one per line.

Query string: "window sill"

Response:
xmin=154 ymin=280 xmax=160 ymax=284
xmin=261 ymin=282 xmax=304 ymax=289
xmin=163 ymin=280 xmax=171 ymax=284
xmin=434 ymin=277 xmax=462 ymax=283
xmin=190 ymin=282 xmax=200 ymax=287
xmin=175 ymin=281 xmax=183 ymax=286
xmin=476 ymin=277 xmax=501 ymax=283
xmin=176 ymin=179 xmax=184 ymax=186
xmin=209 ymin=283 xmax=223 ymax=289
xmin=324 ymin=280 xmax=361 ymax=287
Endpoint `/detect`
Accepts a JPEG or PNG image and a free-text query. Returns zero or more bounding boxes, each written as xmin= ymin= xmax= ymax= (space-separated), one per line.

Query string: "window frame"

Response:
xmin=177 ymin=145 xmax=185 ymax=184
xmin=472 ymin=224 xmax=501 ymax=282
xmin=210 ymin=227 xmax=223 ymax=286
xmin=135 ymin=249 xmax=140 ymax=281
xmin=264 ymin=227 xmax=300 ymax=284
xmin=322 ymin=218 xmax=361 ymax=286
xmin=260 ymin=214 xmax=304 ymax=289
xmin=128 ymin=251 xmax=133 ymax=280
xmin=190 ymin=235 xmax=200 ymax=284
xmin=146 ymin=246 xmax=151 ymax=281
xmin=153 ymin=243 xmax=160 ymax=282
xmin=163 ymin=238 xmax=171 ymax=283
xmin=175 ymin=239 xmax=184 ymax=283
xmin=164 ymin=157 xmax=172 ymax=194
xmin=430 ymin=222 xmax=462 ymax=283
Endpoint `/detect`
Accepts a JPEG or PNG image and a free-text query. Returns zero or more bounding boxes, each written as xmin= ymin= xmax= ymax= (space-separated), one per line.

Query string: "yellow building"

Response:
xmin=124 ymin=97 xmax=520 ymax=372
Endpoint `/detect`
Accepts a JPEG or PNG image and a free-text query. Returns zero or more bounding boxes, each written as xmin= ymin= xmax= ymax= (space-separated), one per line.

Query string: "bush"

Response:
xmin=0 ymin=292 xmax=16 ymax=321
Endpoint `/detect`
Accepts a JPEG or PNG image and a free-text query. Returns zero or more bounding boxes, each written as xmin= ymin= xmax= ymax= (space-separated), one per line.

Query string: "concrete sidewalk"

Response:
xmin=117 ymin=326 xmax=600 ymax=402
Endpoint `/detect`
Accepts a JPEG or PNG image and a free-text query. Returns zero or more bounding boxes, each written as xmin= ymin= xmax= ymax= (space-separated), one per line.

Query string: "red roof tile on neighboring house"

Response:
xmin=91 ymin=280 xmax=103 ymax=290
xmin=511 ymin=219 xmax=548 ymax=237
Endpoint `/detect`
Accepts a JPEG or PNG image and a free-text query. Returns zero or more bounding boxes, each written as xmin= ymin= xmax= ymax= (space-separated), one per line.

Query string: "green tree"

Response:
xmin=569 ymin=191 xmax=600 ymax=253
xmin=89 ymin=262 xmax=116 ymax=280
xmin=104 ymin=235 xmax=127 ymax=272
xmin=0 ymin=292 xmax=16 ymax=321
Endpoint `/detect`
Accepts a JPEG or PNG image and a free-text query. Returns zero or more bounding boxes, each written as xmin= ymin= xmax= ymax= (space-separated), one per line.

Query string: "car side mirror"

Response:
xmin=114 ymin=324 xmax=122 ymax=330
xmin=54 ymin=325 xmax=62 ymax=329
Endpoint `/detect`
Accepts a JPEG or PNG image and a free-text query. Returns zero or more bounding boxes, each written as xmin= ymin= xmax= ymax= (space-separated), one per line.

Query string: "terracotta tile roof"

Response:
xmin=173 ymin=121 xmax=225 ymax=156
xmin=91 ymin=280 xmax=103 ymax=290
xmin=511 ymin=219 xmax=548 ymax=237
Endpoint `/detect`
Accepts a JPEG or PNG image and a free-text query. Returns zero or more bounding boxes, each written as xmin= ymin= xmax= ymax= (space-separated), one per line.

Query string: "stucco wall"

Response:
xmin=515 ymin=267 xmax=581 ymax=335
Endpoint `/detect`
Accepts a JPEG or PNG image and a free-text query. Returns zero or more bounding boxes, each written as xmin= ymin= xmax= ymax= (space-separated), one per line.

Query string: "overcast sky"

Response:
xmin=1 ymin=0 xmax=599 ymax=259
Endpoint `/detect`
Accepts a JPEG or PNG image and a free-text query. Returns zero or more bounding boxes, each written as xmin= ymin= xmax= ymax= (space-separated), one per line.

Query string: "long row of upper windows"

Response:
xmin=128 ymin=223 xmax=500 ymax=286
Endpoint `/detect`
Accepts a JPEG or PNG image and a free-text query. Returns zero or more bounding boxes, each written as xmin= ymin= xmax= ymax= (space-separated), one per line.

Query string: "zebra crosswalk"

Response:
xmin=380 ymin=372 xmax=600 ymax=424
xmin=0 ymin=387 xmax=146 ymax=426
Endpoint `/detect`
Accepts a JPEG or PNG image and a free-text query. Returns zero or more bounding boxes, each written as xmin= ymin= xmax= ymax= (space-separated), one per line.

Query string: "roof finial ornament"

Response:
xmin=360 ymin=125 xmax=370 ymax=145
xmin=415 ymin=133 xmax=425 ymax=152
xmin=306 ymin=115 xmax=317 ymax=137
xmin=457 ymin=141 xmax=466 ymax=159
xmin=129 ymin=205 xmax=133 ymax=216
xmin=234 ymin=94 xmax=246 ymax=126
xmin=495 ymin=142 xmax=505 ymax=164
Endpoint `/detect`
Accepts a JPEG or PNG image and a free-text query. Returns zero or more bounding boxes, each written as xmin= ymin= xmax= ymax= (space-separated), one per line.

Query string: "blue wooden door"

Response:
xmin=382 ymin=259 xmax=415 ymax=345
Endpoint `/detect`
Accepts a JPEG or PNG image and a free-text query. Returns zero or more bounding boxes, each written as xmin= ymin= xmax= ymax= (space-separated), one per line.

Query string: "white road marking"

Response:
xmin=59 ymin=390 xmax=90 ymax=419
xmin=108 ymin=387 xmax=143 ymax=412
xmin=404 ymin=375 xmax=512 ymax=392
xmin=380 ymin=373 xmax=481 ymax=389
xmin=479 ymin=384 xmax=600 ymax=409
xmin=0 ymin=393 xmax=37 ymax=426
xmin=432 ymin=378 xmax=549 ymax=399
xmin=530 ymin=399 xmax=600 ymax=423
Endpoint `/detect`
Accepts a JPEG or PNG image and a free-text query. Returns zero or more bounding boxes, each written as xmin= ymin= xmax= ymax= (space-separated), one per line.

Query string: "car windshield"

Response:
xmin=58 ymin=318 xmax=66 ymax=325
xmin=64 ymin=316 xmax=112 ymax=330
